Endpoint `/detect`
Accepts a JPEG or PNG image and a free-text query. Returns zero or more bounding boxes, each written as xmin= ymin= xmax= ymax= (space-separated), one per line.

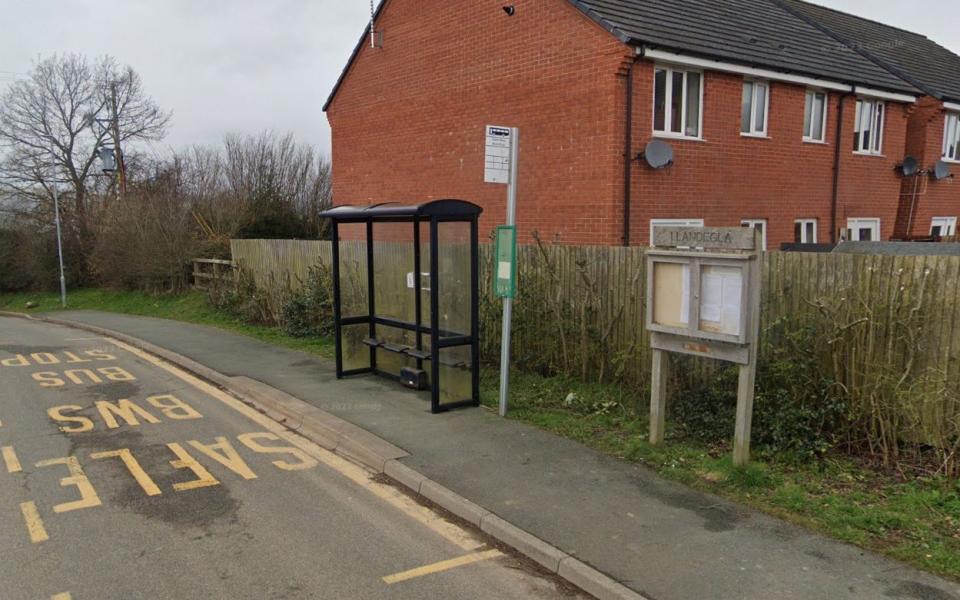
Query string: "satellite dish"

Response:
xmin=899 ymin=156 xmax=919 ymax=176
xmin=641 ymin=140 xmax=674 ymax=169
xmin=933 ymin=160 xmax=953 ymax=181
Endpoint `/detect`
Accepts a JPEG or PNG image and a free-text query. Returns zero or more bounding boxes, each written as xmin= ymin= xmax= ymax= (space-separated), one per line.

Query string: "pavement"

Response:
xmin=0 ymin=316 xmax=581 ymax=600
xmin=12 ymin=310 xmax=960 ymax=600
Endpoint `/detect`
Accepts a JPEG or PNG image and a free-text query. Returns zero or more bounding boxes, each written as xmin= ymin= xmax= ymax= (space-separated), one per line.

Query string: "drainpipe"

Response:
xmin=831 ymin=91 xmax=853 ymax=243
xmin=905 ymin=173 xmax=921 ymax=237
xmin=622 ymin=50 xmax=641 ymax=246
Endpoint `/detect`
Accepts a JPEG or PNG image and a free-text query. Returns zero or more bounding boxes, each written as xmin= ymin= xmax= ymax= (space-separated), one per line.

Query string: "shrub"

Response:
xmin=672 ymin=319 xmax=849 ymax=462
xmin=280 ymin=264 xmax=334 ymax=338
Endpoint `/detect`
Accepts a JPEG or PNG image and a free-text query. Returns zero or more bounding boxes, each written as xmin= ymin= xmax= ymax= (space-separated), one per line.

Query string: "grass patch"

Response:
xmin=0 ymin=289 xmax=334 ymax=358
xmin=479 ymin=369 xmax=960 ymax=581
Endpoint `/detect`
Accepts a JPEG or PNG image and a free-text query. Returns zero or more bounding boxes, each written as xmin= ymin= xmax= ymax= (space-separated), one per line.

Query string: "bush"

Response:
xmin=672 ymin=319 xmax=849 ymax=462
xmin=206 ymin=270 xmax=274 ymax=325
xmin=280 ymin=264 xmax=334 ymax=338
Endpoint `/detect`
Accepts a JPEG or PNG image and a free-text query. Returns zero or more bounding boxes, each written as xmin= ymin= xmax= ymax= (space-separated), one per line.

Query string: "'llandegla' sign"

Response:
xmin=653 ymin=226 xmax=756 ymax=251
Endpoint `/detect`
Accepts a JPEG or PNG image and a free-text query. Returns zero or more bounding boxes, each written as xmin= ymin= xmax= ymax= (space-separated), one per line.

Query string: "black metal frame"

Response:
xmin=322 ymin=200 xmax=482 ymax=414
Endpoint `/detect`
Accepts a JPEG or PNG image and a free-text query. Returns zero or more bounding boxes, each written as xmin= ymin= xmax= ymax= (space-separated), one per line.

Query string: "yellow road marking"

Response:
xmin=51 ymin=593 xmax=72 ymax=600
xmin=20 ymin=501 xmax=49 ymax=543
xmin=90 ymin=449 xmax=162 ymax=496
xmin=2 ymin=445 xmax=22 ymax=473
xmin=108 ymin=338 xmax=484 ymax=552
xmin=35 ymin=456 xmax=102 ymax=513
xmin=382 ymin=549 xmax=503 ymax=584
xmin=167 ymin=442 xmax=220 ymax=491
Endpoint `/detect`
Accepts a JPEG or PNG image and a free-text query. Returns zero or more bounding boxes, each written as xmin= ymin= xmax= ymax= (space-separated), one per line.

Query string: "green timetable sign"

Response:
xmin=494 ymin=225 xmax=517 ymax=299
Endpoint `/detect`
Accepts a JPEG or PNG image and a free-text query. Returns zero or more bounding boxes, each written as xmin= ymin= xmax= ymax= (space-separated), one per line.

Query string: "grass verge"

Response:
xmin=479 ymin=370 xmax=960 ymax=582
xmin=0 ymin=289 xmax=334 ymax=358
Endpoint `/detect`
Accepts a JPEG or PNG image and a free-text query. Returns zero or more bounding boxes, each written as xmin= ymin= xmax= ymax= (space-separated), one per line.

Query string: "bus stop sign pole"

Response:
xmin=485 ymin=125 xmax=519 ymax=417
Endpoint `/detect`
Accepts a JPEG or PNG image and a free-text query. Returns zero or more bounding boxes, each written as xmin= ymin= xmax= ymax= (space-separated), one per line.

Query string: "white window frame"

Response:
xmin=931 ymin=217 xmax=957 ymax=237
xmin=846 ymin=218 xmax=881 ymax=241
xmin=795 ymin=219 xmax=818 ymax=243
xmin=650 ymin=218 xmax=705 ymax=246
xmin=653 ymin=65 xmax=704 ymax=140
xmin=740 ymin=219 xmax=768 ymax=250
xmin=803 ymin=90 xmax=828 ymax=143
xmin=942 ymin=113 xmax=960 ymax=162
xmin=853 ymin=98 xmax=885 ymax=155
xmin=741 ymin=80 xmax=770 ymax=137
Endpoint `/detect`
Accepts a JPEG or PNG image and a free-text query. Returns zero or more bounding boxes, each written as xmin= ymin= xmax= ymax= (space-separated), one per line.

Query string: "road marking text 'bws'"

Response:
xmin=32 ymin=366 xmax=135 ymax=388
xmin=48 ymin=394 xmax=203 ymax=433
xmin=2 ymin=350 xmax=115 ymax=367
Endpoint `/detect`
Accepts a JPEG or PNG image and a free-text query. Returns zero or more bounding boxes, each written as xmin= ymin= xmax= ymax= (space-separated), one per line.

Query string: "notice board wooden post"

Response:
xmin=645 ymin=227 xmax=762 ymax=466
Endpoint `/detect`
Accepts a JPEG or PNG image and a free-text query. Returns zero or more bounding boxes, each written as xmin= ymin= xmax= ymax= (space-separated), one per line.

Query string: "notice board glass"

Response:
xmin=652 ymin=261 xmax=690 ymax=328
xmin=699 ymin=265 xmax=743 ymax=336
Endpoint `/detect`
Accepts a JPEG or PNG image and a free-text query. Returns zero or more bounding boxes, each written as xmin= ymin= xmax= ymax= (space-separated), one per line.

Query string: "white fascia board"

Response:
xmin=642 ymin=48 xmax=919 ymax=104
xmin=853 ymin=86 xmax=917 ymax=104
xmin=641 ymin=48 xmax=851 ymax=92
xmin=944 ymin=101 xmax=960 ymax=112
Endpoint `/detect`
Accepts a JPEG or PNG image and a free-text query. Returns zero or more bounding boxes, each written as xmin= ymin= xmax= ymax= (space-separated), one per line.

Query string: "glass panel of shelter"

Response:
xmin=436 ymin=220 xmax=474 ymax=405
xmin=337 ymin=222 xmax=370 ymax=372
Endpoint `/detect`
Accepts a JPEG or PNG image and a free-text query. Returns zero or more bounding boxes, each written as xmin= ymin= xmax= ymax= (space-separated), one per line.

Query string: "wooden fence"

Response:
xmin=191 ymin=258 xmax=235 ymax=290
xmin=231 ymin=238 xmax=960 ymax=441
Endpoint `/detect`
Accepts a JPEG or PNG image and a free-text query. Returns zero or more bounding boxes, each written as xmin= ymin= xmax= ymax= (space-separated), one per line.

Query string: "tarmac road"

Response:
xmin=0 ymin=316 xmax=584 ymax=600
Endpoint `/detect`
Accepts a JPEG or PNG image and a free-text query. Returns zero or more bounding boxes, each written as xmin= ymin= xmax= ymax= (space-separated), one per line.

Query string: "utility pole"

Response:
xmin=109 ymin=81 xmax=127 ymax=201
xmin=53 ymin=186 xmax=67 ymax=308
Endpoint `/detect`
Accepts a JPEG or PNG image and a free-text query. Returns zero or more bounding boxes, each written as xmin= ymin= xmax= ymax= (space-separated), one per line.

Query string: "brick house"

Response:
xmin=779 ymin=0 xmax=960 ymax=240
xmin=324 ymin=0 xmax=958 ymax=247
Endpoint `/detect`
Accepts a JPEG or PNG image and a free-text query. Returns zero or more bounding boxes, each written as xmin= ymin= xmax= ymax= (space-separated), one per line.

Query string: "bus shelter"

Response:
xmin=319 ymin=200 xmax=482 ymax=413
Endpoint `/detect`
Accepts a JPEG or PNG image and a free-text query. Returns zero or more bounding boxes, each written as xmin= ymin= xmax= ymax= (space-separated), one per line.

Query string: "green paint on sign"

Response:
xmin=494 ymin=226 xmax=517 ymax=299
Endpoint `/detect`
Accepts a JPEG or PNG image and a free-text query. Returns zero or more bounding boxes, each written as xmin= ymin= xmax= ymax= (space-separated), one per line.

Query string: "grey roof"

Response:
xmin=323 ymin=0 xmax=930 ymax=112
xmin=777 ymin=0 xmax=960 ymax=103
xmin=833 ymin=242 xmax=960 ymax=256
xmin=571 ymin=0 xmax=919 ymax=94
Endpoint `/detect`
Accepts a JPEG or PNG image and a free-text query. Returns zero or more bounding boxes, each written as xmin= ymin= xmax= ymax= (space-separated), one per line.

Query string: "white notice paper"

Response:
xmin=498 ymin=261 xmax=512 ymax=280
xmin=700 ymin=266 xmax=742 ymax=335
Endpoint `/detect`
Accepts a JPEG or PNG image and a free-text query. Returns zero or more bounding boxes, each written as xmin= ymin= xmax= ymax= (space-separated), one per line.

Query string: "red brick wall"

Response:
xmin=896 ymin=98 xmax=960 ymax=237
xmin=326 ymin=0 xmax=632 ymax=245
xmin=328 ymin=0 xmax=918 ymax=248
xmin=835 ymin=96 xmax=910 ymax=241
xmin=626 ymin=63 xmax=911 ymax=246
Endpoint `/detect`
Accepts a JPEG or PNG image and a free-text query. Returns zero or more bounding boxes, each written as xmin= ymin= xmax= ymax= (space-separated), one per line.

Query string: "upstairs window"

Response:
xmin=803 ymin=90 xmax=827 ymax=142
xmin=853 ymin=99 xmax=884 ymax=154
xmin=741 ymin=81 xmax=769 ymax=136
xmin=943 ymin=113 xmax=960 ymax=161
xmin=654 ymin=67 xmax=702 ymax=138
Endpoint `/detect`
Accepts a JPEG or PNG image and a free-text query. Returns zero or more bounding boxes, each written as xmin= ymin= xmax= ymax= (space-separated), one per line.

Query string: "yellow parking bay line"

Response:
xmin=51 ymin=593 xmax=72 ymax=600
xmin=382 ymin=549 xmax=503 ymax=585
xmin=20 ymin=501 xmax=50 ymax=543
xmin=2 ymin=445 xmax=22 ymax=473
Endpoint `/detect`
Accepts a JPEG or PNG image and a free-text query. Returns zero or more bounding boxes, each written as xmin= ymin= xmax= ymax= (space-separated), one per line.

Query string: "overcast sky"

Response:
xmin=1 ymin=0 xmax=957 ymax=158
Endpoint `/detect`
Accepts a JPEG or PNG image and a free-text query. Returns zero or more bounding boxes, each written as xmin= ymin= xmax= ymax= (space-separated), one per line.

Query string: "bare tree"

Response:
xmin=0 ymin=54 xmax=170 ymax=277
